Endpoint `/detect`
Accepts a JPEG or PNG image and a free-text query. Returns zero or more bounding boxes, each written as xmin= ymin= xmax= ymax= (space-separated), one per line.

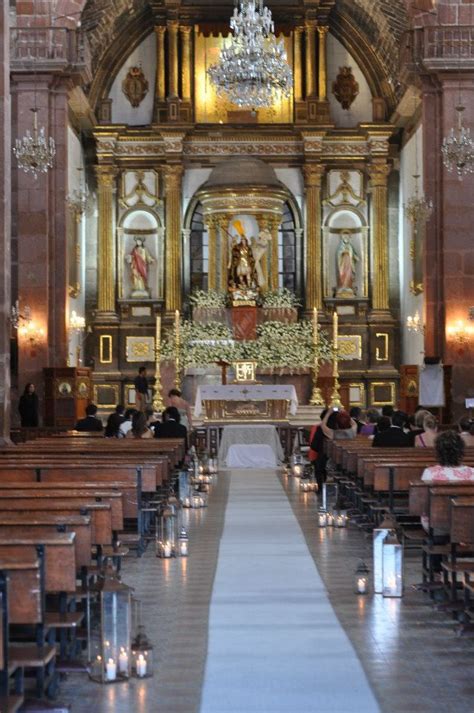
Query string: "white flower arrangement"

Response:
xmin=261 ymin=288 xmax=301 ymax=308
xmin=188 ymin=289 xmax=228 ymax=308
xmin=161 ymin=318 xmax=333 ymax=371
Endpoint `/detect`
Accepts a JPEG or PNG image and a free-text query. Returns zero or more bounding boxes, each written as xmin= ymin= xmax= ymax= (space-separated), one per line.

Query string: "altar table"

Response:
xmin=194 ymin=385 xmax=298 ymax=422
xmin=218 ymin=425 xmax=284 ymax=467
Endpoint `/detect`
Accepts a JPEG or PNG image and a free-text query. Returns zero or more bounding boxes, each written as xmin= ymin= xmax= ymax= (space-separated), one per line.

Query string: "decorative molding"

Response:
xmin=338 ymin=334 xmax=362 ymax=361
xmin=125 ymin=336 xmax=155 ymax=362
xmin=332 ymin=66 xmax=359 ymax=110
xmin=122 ymin=65 xmax=149 ymax=108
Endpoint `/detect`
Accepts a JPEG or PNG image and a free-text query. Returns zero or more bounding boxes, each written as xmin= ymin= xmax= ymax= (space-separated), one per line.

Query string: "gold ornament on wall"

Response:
xmin=332 ymin=67 xmax=359 ymax=110
xmin=122 ymin=66 xmax=149 ymax=108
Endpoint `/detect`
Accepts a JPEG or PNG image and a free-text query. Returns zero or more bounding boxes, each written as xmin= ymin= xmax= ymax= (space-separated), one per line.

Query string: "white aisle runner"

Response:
xmin=200 ymin=469 xmax=381 ymax=713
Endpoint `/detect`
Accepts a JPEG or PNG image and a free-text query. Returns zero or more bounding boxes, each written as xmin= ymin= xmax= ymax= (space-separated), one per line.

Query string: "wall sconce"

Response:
xmin=406 ymin=311 xmax=425 ymax=335
xmin=10 ymin=300 xmax=31 ymax=332
xmin=18 ymin=319 xmax=45 ymax=354
xmin=69 ymin=311 xmax=88 ymax=365
xmin=446 ymin=320 xmax=474 ymax=346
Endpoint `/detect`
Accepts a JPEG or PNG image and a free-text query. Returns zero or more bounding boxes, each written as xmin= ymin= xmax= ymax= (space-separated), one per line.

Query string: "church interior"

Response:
xmin=1 ymin=0 xmax=474 ymax=710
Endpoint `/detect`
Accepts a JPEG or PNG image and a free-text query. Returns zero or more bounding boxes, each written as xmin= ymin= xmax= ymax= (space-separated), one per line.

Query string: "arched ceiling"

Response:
xmin=78 ymin=0 xmax=409 ymax=112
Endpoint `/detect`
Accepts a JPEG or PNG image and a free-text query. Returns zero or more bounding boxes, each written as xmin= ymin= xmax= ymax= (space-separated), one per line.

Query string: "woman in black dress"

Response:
xmin=18 ymin=383 xmax=39 ymax=427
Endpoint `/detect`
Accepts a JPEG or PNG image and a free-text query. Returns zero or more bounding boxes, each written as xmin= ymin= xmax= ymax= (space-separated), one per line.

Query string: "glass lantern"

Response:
xmin=156 ymin=505 xmax=178 ymax=558
xmin=178 ymin=527 xmax=189 ymax=557
xmin=131 ymin=625 xmax=154 ymax=679
xmin=178 ymin=469 xmax=192 ymax=504
xmin=373 ymin=517 xmax=396 ymax=594
xmin=354 ymin=561 xmax=370 ymax=595
xmin=382 ymin=533 xmax=403 ymax=597
xmin=318 ymin=509 xmax=328 ymax=528
xmin=90 ymin=567 xmax=132 ymax=683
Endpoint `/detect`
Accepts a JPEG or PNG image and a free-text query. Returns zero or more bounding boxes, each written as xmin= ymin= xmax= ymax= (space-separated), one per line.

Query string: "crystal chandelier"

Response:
xmin=207 ymin=0 xmax=293 ymax=108
xmin=404 ymin=174 xmax=433 ymax=225
xmin=406 ymin=311 xmax=424 ymax=334
xmin=13 ymin=108 xmax=56 ymax=179
xmin=441 ymin=105 xmax=474 ymax=180
xmin=66 ymin=168 xmax=90 ymax=215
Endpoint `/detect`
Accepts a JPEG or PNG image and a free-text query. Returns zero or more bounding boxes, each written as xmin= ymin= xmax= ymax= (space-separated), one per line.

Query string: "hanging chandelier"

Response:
xmin=13 ymin=108 xmax=56 ymax=179
xmin=404 ymin=174 xmax=433 ymax=224
xmin=66 ymin=168 xmax=90 ymax=215
xmin=207 ymin=0 xmax=293 ymax=108
xmin=441 ymin=105 xmax=474 ymax=180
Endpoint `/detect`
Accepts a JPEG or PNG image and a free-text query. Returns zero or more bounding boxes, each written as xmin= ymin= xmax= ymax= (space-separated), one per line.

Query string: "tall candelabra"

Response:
xmin=330 ymin=310 xmax=343 ymax=409
xmin=309 ymin=307 xmax=325 ymax=407
xmin=153 ymin=315 xmax=165 ymax=413
xmin=174 ymin=310 xmax=181 ymax=390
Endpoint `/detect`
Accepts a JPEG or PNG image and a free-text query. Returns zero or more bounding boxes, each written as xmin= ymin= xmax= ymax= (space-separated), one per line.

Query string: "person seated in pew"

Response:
xmin=422 ymin=431 xmax=474 ymax=482
xmin=372 ymin=410 xmax=412 ymax=448
xmin=360 ymin=408 xmax=379 ymax=436
xmin=126 ymin=411 xmax=154 ymax=439
xmin=119 ymin=408 xmax=137 ymax=438
xmin=459 ymin=416 xmax=474 ymax=448
xmin=74 ymin=403 xmax=103 ymax=432
xmin=104 ymin=404 xmax=125 ymax=438
xmin=415 ymin=414 xmax=438 ymax=448
xmin=349 ymin=407 xmax=366 ymax=434
xmin=155 ymin=406 xmax=188 ymax=449
xmin=320 ymin=408 xmax=357 ymax=441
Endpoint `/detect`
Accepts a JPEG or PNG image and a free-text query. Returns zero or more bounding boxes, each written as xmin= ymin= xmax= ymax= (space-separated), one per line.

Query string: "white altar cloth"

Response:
xmin=218 ymin=425 xmax=284 ymax=467
xmin=194 ymin=384 xmax=298 ymax=417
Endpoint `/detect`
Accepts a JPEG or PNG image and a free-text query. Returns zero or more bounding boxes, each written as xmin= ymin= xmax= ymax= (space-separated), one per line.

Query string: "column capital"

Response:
xmin=167 ymin=19 xmax=179 ymax=32
xmin=368 ymin=162 xmax=391 ymax=187
xmin=294 ymin=26 xmax=304 ymax=35
xmin=305 ymin=19 xmax=317 ymax=30
xmin=303 ymin=163 xmax=325 ymax=188
xmin=180 ymin=25 xmax=193 ymax=36
xmin=164 ymin=164 xmax=183 ymax=190
xmin=95 ymin=164 xmax=118 ymax=187
xmin=155 ymin=25 xmax=166 ymax=36
xmin=317 ymin=25 xmax=329 ymax=37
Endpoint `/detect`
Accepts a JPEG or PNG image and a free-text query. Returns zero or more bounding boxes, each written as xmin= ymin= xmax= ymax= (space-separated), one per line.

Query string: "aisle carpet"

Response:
xmin=200 ymin=469 xmax=381 ymax=713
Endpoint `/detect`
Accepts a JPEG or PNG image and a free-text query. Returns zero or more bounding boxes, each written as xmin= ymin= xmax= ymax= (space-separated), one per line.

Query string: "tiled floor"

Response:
xmin=59 ymin=469 xmax=474 ymax=713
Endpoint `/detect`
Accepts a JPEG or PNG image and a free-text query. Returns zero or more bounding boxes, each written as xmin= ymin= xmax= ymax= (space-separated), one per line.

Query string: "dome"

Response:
xmin=203 ymin=158 xmax=283 ymax=190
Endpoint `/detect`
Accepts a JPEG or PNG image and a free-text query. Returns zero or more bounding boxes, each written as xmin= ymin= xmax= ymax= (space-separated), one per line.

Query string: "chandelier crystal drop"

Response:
xmin=207 ymin=0 xmax=293 ymax=108
xmin=13 ymin=109 xmax=56 ymax=179
xmin=441 ymin=105 xmax=474 ymax=180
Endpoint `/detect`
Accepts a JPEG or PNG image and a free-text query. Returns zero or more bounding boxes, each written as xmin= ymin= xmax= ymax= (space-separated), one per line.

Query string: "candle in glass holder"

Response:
xmin=163 ymin=541 xmax=172 ymax=558
xmin=118 ymin=648 xmax=128 ymax=674
xmin=106 ymin=658 xmax=117 ymax=681
xmin=136 ymin=654 xmax=147 ymax=678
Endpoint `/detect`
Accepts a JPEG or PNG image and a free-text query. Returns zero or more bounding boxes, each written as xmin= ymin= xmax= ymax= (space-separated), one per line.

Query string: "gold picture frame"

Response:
xmin=369 ymin=382 xmax=396 ymax=406
xmin=125 ymin=336 xmax=155 ymax=363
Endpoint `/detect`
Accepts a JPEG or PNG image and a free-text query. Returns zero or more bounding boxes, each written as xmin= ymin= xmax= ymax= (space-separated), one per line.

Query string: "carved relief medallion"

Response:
xmin=122 ymin=66 xmax=149 ymax=108
xmin=332 ymin=67 xmax=359 ymax=110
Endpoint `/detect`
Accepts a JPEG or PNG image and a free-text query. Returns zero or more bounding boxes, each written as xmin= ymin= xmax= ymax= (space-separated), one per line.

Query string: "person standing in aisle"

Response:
xmin=18 ymin=383 xmax=39 ymax=427
xmin=134 ymin=366 xmax=149 ymax=412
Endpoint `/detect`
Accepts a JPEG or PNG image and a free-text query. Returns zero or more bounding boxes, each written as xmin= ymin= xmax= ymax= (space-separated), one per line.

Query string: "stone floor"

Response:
xmin=58 ymin=469 xmax=474 ymax=713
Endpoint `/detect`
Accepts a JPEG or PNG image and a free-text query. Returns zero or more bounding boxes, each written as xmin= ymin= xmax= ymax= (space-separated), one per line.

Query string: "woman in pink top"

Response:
xmin=421 ymin=431 xmax=474 ymax=482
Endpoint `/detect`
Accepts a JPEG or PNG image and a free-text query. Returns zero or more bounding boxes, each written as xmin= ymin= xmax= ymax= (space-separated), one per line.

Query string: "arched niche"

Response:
xmin=323 ymin=207 xmax=368 ymax=300
xmin=117 ymin=208 xmax=164 ymax=301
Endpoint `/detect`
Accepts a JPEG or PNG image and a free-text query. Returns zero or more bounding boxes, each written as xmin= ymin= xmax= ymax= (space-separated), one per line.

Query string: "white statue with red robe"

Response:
xmin=336 ymin=230 xmax=359 ymax=297
xmin=126 ymin=236 xmax=155 ymax=298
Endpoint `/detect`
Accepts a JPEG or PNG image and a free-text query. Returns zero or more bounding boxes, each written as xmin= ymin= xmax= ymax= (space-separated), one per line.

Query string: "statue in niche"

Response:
xmin=227 ymin=220 xmax=258 ymax=295
xmin=252 ymin=227 xmax=272 ymax=289
xmin=126 ymin=236 xmax=155 ymax=298
xmin=336 ymin=230 xmax=359 ymax=297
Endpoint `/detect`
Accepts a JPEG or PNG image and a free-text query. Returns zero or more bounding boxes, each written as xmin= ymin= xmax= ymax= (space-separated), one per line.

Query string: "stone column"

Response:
xmin=0 ymin=1 xmax=10 ymax=442
xmin=369 ymin=162 xmax=391 ymax=312
xmin=317 ymin=26 xmax=328 ymax=101
xmin=303 ymin=164 xmax=324 ymax=310
xmin=167 ymin=20 xmax=179 ymax=98
xmin=293 ymin=27 xmax=303 ymax=102
xmin=155 ymin=26 xmax=166 ymax=102
xmin=305 ymin=21 xmax=317 ymax=98
xmin=206 ymin=217 xmax=218 ymax=290
xmin=180 ymin=26 xmax=192 ymax=102
xmin=95 ymin=165 xmax=118 ymax=316
xmin=165 ymin=164 xmax=183 ymax=311
xmin=218 ymin=216 xmax=230 ymax=292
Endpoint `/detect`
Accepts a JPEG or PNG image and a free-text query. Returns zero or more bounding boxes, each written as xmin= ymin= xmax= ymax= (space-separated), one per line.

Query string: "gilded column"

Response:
xmin=305 ymin=20 xmax=316 ymax=98
xmin=256 ymin=215 xmax=269 ymax=290
xmin=96 ymin=165 xmax=118 ymax=315
xmin=155 ymin=26 xmax=166 ymax=101
xmin=218 ymin=215 xmax=229 ymax=292
xmin=167 ymin=20 xmax=179 ymax=98
xmin=303 ymin=164 xmax=324 ymax=310
xmin=207 ymin=217 xmax=218 ymax=290
xmin=293 ymin=27 xmax=303 ymax=102
xmin=180 ymin=25 xmax=192 ymax=102
xmin=165 ymin=165 xmax=183 ymax=311
xmin=317 ymin=26 xmax=328 ymax=101
xmin=369 ymin=162 xmax=391 ymax=311
xmin=269 ymin=217 xmax=281 ymax=291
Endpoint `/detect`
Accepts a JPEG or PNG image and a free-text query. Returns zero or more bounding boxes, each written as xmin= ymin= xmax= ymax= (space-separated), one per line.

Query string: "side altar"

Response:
xmin=194 ymin=384 xmax=298 ymax=423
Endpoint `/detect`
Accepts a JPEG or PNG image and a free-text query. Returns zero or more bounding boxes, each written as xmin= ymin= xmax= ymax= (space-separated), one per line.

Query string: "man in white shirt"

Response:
xmin=119 ymin=408 xmax=137 ymax=438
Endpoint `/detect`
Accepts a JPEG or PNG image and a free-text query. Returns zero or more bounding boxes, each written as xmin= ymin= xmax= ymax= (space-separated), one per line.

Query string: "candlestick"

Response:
xmin=153 ymin=314 xmax=165 ymax=413
xmin=309 ymin=309 xmax=324 ymax=406
xmin=330 ymin=309 xmax=343 ymax=408
xmin=174 ymin=309 xmax=181 ymax=389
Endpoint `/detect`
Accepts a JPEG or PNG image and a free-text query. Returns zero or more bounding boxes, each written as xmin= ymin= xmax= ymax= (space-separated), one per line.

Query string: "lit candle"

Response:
xmin=136 ymin=654 xmax=147 ymax=678
xmin=163 ymin=541 xmax=172 ymax=558
xmin=156 ymin=315 xmax=161 ymax=346
xmin=180 ymin=540 xmax=189 ymax=556
xmin=174 ymin=309 xmax=180 ymax=336
xmin=118 ymin=648 xmax=128 ymax=674
xmin=357 ymin=578 xmax=367 ymax=594
xmin=318 ymin=511 xmax=327 ymax=527
xmin=313 ymin=307 xmax=318 ymax=346
xmin=106 ymin=658 xmax=117 ymax=681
